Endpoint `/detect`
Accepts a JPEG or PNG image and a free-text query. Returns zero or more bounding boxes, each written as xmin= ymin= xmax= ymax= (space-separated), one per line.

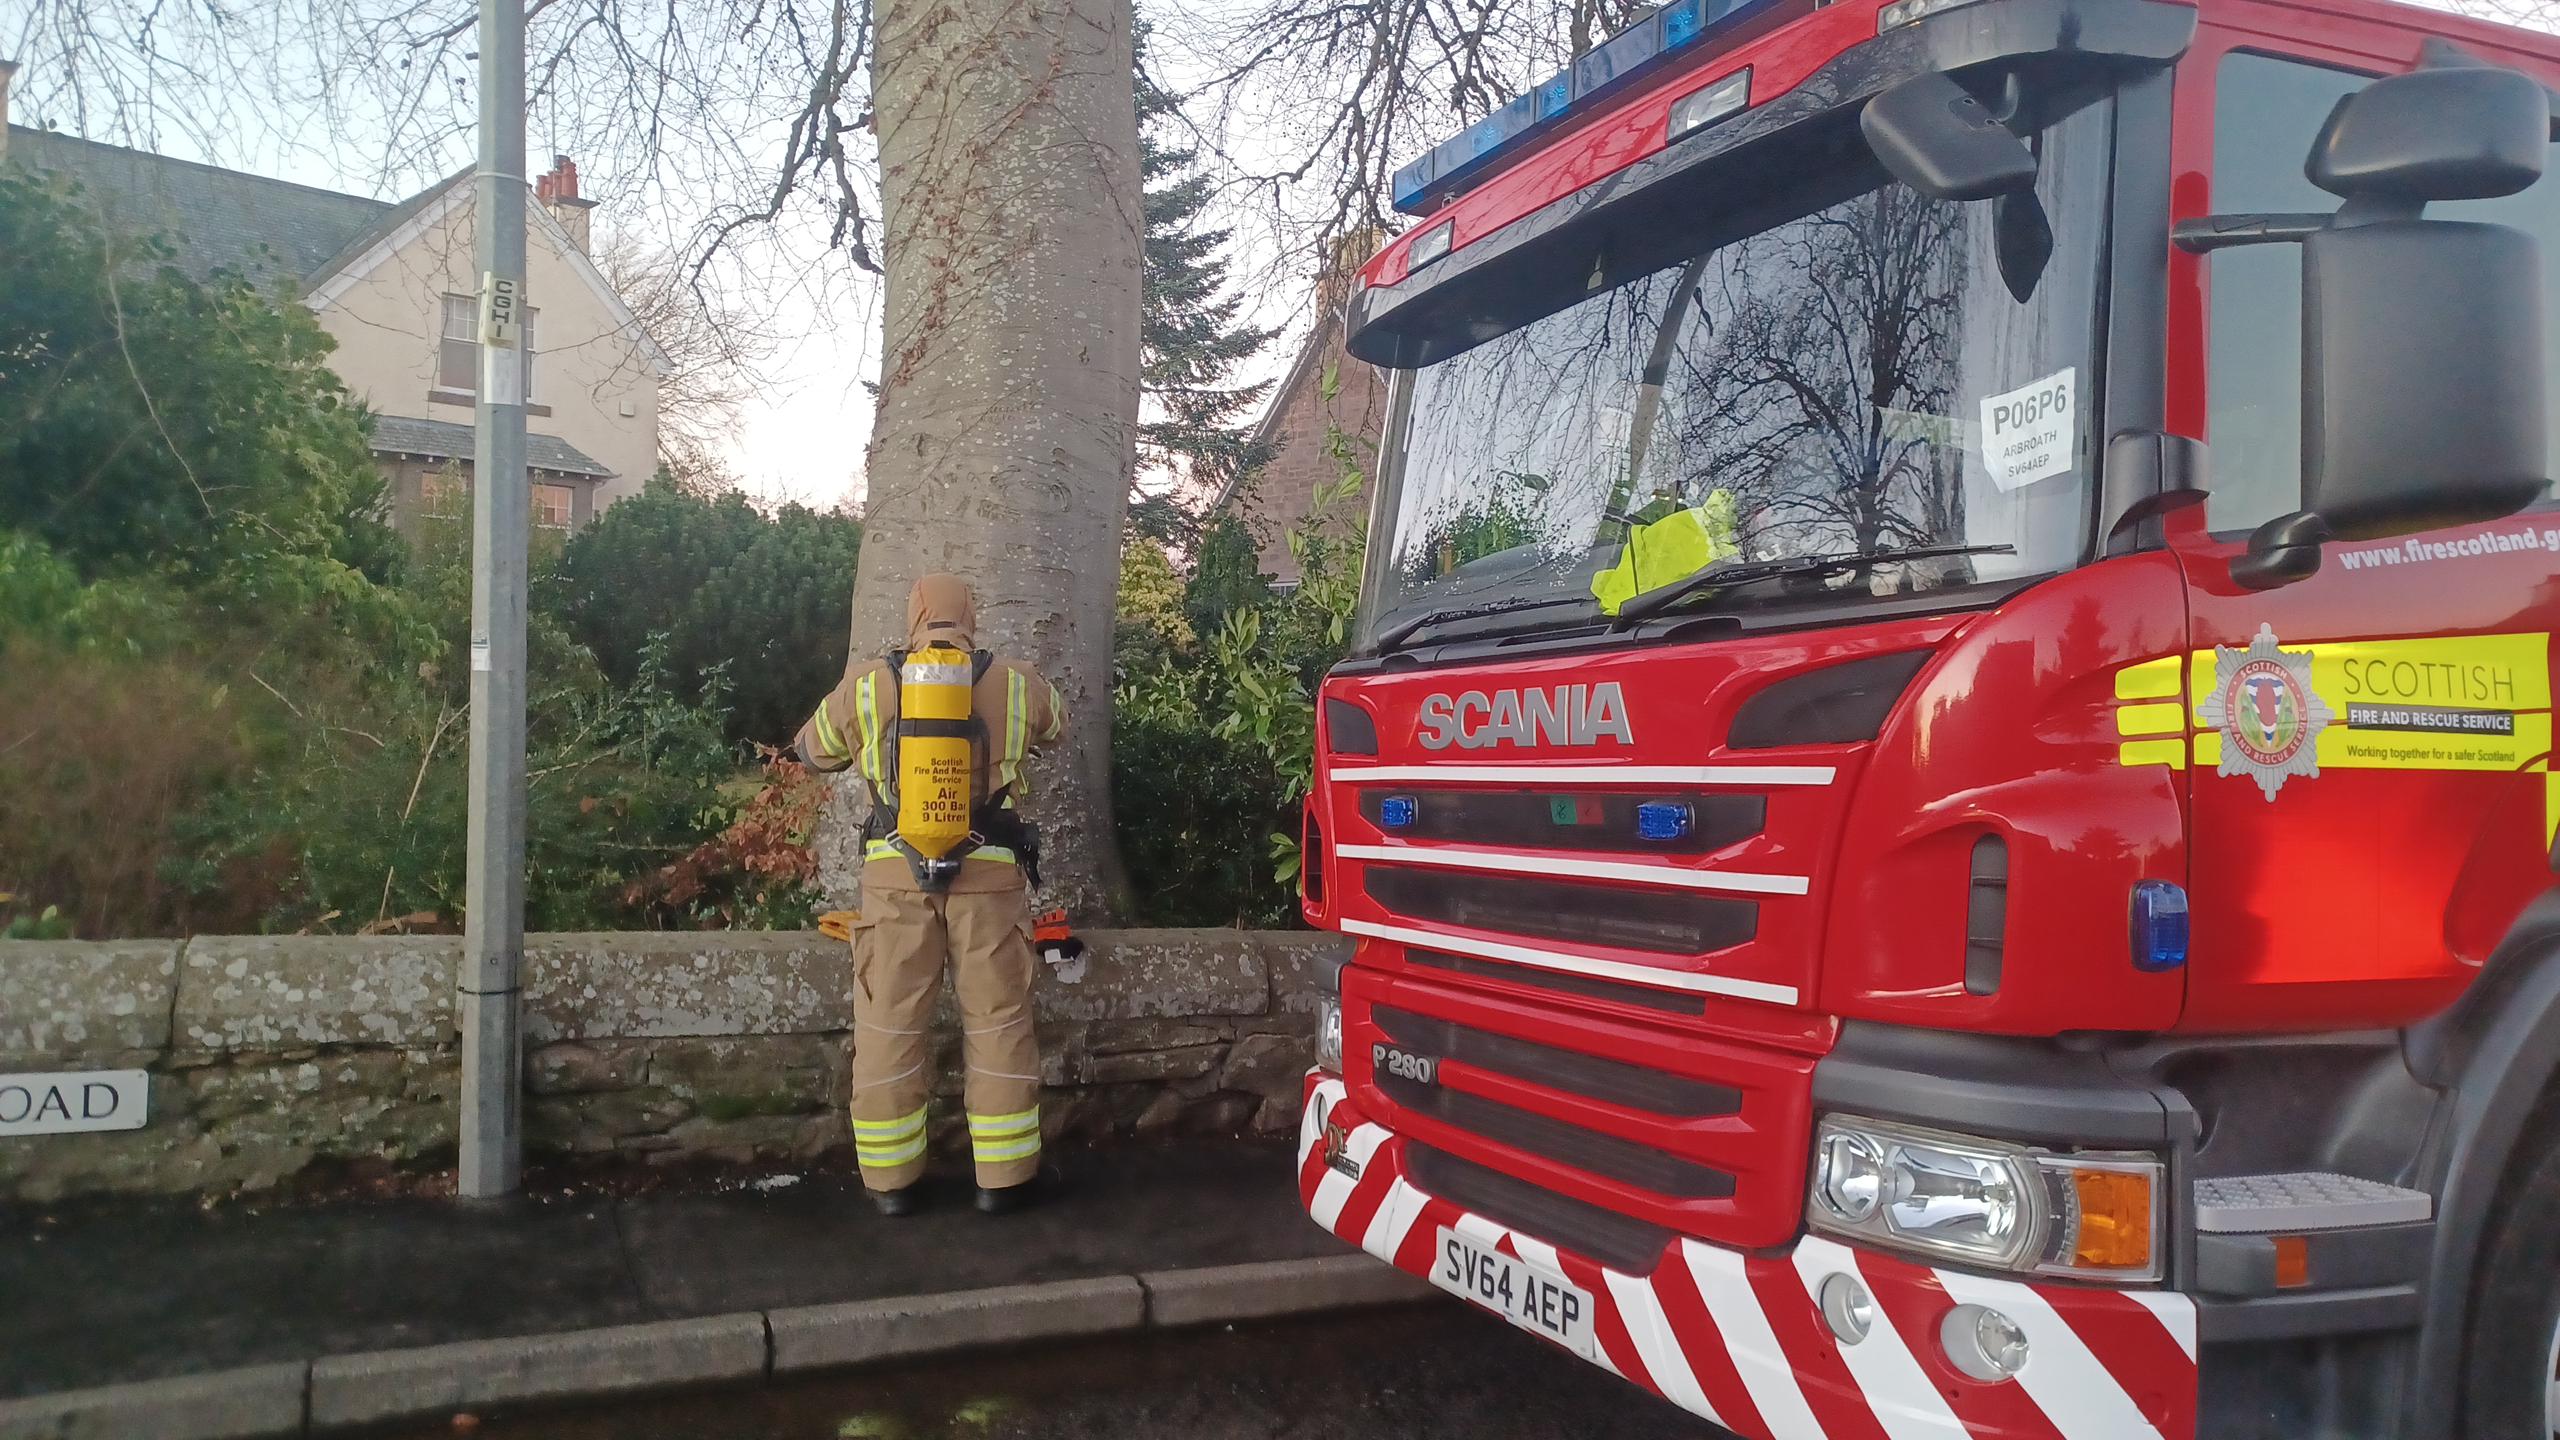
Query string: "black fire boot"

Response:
xmin=868 ymin=1185 xmax=922 ymax=1218
xmin=973 ymin=1169 xmax=1064 ymax=1215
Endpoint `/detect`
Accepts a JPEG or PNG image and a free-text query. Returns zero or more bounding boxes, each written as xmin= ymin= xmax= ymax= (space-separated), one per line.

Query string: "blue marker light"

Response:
xmin=1380 ymin=796 xmax=1419 ymax=830
xmin=1635 ymin=801 xmax=1693 ymax=842
xmin=1391 ymin=153 xmax=1437 ymax=213
xmin=1536 ymin=71 xmax=1574 ymax=121
xmin=2129 ymin=880 xmax=2189 ymax=972
xmin=1662 ymin=0 xmax=1708 ymax=47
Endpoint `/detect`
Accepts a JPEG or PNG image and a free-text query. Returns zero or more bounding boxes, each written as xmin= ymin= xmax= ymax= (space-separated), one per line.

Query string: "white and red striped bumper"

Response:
xmin=1298 ymin=1075 xmax=2199 ymax=1440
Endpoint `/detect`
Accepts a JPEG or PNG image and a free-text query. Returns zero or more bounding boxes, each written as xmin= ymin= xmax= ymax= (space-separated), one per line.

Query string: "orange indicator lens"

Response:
xmin=2274 ymin=1235 xmax=2311 ymax=1289
xmin=2069 ymin=1169 xmax=2155 ymax=1271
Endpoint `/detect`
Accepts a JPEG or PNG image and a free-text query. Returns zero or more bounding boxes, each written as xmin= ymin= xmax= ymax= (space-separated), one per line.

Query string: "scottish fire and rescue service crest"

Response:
xmin=2196 ymin=623 xmax=2333 ymax=801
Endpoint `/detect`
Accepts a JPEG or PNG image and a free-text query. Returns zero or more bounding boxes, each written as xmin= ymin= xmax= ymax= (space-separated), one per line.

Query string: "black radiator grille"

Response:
xmin=1407 ymin=1142 xmax=1676 ymax=1276
xmin=1373 ymin=1005 xmax=1742 ymax=1118
xmin=1377 ymin=1071 xmax=1736 ymax=1200
xmin=1365 ymin=866 xmax=1756 ymax=955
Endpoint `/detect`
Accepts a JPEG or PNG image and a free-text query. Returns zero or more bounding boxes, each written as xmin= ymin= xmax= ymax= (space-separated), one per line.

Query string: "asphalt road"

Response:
xmin=394 ymin=1303 xmax=1731 ymax=1440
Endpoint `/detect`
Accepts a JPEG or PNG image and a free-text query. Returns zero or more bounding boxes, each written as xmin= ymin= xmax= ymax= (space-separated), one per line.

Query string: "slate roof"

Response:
xmin=7 ymin=126 xmax=395 ymax=289
xmin=370 ymin=414 xmax=616 ymax=478
xmin=300 ymin=169 xmax=471 ymax=294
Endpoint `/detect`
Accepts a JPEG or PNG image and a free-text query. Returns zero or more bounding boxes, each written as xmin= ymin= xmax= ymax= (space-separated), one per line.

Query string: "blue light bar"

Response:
xmin=1390 ymin=0 xmax=1773 ymax=217
xmin=1380 ymin=796 xmax=1419 ymax=829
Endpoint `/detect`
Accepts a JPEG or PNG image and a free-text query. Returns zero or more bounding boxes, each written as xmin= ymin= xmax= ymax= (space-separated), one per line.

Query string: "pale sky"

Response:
xmin=0 ymin=12 xmax=1327 ymax=516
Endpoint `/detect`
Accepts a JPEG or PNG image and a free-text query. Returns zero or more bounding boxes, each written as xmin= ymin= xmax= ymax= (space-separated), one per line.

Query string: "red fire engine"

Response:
xmin=1292 ymin=0 xmax=2560 ymax=1432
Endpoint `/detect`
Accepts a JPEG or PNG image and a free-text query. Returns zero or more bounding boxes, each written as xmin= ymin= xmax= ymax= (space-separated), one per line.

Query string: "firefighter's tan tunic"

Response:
xmin=794 ymin=576 xmax=1064 ymax=1192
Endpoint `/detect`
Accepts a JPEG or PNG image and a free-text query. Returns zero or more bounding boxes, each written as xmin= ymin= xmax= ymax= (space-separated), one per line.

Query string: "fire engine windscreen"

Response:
xmin=1358 ymin=96 xmax=2110 ymax=649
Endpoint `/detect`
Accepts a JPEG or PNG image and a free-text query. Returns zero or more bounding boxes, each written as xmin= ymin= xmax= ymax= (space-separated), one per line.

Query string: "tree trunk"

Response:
xmin=823 ymin=0 xmax=1142 ymax=919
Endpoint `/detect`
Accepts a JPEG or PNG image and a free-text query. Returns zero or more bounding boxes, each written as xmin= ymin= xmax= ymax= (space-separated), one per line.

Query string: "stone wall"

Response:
xmin=0 ymin=929 xmax=1344 ymax=1204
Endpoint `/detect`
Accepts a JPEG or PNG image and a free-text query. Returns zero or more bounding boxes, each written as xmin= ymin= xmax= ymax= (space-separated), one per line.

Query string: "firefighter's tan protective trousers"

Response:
xmin=848 ymin=886 xmax=1043 ymax=1191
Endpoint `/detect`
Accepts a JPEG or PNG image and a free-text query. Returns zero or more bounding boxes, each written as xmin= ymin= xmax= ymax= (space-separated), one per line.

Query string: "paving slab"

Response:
xmin=0 ymin=1140 xmax=1343 ymax=1406
xmin=0 ymin=1197 xmax=639 ymax=1398
xmin=618 ymin=1143 xmax=1344 ymax=1315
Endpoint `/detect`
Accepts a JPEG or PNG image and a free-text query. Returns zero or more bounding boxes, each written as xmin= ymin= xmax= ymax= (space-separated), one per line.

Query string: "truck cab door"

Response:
xmin=2169 ymin=23 xmax=2560 ymax=1031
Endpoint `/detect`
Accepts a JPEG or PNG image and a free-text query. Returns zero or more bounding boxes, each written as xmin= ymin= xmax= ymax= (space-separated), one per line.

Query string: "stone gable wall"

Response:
xmin=0 ymin=929 xmax=1344 ymax=1203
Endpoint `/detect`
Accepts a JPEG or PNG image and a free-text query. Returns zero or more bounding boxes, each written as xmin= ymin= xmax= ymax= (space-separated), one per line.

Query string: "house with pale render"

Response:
xmin=2 ymin=63 xmax=665 ymax=534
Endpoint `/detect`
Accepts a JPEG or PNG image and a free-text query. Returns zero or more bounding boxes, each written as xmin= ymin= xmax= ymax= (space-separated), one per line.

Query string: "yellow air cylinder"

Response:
xmin=895 ymin=643 xmax=977 ymax=860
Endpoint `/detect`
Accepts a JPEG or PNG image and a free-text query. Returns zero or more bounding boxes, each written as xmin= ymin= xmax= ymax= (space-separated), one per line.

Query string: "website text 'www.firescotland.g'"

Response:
xmin=2334 ymin=522 xmax=2560 ymax=571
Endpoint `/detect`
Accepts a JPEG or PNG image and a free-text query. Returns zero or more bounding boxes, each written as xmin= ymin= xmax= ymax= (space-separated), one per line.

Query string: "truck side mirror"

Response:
xmin=1862 ymin=71 xmax=2052 ymax=300
xmin=2309 ymin=66 xmax=2547 ymax=206
xmin=2176 ymin=65 xmax=2553 ymax=589
xmin=1861 ymin=72 xmax=2038 ymax=201
xmin=2299 ymin=217 xmax=2544 ymax=541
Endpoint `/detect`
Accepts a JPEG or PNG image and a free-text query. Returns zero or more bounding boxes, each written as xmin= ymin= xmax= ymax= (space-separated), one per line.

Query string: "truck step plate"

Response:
xmin=2193 ymin=1172 xmax=2433 ymax=1233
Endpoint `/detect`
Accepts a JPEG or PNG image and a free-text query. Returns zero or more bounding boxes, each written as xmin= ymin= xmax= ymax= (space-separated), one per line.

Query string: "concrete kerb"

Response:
xmin=306 ymin=1312 xmax=771 ymax=1430
xmin=0 ymin=1254 xmax=1442 ymax=1439
xmin=1137 ymin=1253 xmax=1437 ymax=1329
xmin=767 ymin=1275 xmax=1147 ymax=1373
xmin=0 ymin=1362 xmax=309 ymax=1440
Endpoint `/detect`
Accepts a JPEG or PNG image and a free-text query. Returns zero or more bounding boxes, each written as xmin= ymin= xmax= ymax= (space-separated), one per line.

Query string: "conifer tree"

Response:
xmin=1134 ymin=36 xmax=1278 ymax=541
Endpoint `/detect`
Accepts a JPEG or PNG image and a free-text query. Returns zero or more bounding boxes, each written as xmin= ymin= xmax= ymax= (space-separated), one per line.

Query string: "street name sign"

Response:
xmin=0 ymin=1070 xmax=149 ymax=1136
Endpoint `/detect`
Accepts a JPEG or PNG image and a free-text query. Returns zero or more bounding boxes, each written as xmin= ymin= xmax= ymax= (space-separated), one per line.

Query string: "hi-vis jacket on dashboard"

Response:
xmin=793 ymin=574 xmax=1066 ymax=1193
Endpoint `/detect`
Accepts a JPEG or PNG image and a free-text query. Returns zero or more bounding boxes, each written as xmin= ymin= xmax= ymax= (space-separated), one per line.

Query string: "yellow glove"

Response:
xmin=818 ymin=910 xmax=861 ymax=942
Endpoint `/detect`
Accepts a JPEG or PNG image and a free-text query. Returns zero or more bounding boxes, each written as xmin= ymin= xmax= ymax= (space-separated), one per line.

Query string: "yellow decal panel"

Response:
xmin=2117 ymin=632 xmax=2556 ymax=784
xmin=2189 ymin=633 xmax=2550 ymax=721
xmin=2115 ymin=702 xmax=2185 ymax=738
xmin=2118 ymin=738 xmax=2186 ymax=769
xmin=2176 ymin=631 xmax=2553 ymax=790
xmin=2114 ymin=656 xmax=2183 ymax=702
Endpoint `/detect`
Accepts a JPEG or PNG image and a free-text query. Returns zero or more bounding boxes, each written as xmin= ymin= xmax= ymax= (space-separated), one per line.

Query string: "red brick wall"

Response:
xmin=1226 ymin=314 xmax=1391 ymax=583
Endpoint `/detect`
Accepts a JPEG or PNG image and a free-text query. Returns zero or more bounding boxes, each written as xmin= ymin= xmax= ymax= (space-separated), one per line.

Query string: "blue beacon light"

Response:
xmin=1380 ymin=796 xmax=1419 ymax=830
xmin=2129 ymin=880 xmax=2190 ymax=972
xmin=1635 ymin=801 xmax=1694 ymax=842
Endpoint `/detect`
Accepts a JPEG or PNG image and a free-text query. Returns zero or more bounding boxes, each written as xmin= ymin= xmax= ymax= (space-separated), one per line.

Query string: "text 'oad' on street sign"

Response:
xmin=0 ymin=1070 xmax=149 ymax=1137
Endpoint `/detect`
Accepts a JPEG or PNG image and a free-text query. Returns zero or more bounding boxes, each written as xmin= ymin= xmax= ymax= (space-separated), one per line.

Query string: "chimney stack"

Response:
xmin=1 ymin=61 xmax=20 ymax=162
xmin=534 ymin=154 xmax=595 ymax=253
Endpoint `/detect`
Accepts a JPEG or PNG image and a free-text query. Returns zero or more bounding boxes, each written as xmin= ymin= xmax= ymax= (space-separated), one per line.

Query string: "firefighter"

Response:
xmin=795 ymin=574 xmax=1065 ymax=1216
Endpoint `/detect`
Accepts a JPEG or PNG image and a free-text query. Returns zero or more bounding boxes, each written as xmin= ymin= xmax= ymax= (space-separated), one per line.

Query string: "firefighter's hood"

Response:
xmin=906 ymin=573 xmax=978 ymax=649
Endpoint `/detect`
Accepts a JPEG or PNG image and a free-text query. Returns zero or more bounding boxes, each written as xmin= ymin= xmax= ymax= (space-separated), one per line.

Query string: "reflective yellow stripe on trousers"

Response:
xmin=853 ymin=1106 xmax=926 ymax=1166
xmin=969 ymin=1105 xmax=1041 ymax=1163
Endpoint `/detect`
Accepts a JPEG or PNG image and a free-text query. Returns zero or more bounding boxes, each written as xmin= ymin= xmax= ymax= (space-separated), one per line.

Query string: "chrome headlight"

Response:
xmin=1316 ymin=997 xmax=1344 ymax=1075
xmin=1809 ymin=1115 xmax=2162 ymax=1281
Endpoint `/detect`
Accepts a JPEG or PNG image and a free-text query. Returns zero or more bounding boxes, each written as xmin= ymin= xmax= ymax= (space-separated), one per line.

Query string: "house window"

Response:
xmin=533 ymin=483 xmax=574 ymax=530
xmin=420 ymin=467 xmax=467 ymax=518
xmin=436 ymin=293 xmax=536 ymax=402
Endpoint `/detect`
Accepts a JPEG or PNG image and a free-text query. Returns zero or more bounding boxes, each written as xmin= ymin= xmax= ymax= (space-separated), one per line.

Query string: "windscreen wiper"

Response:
xmin=1610 ymin=543 xmax=2018 ymax=626
xmin=1373 ymin=592 xmax=1596 ymax=651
